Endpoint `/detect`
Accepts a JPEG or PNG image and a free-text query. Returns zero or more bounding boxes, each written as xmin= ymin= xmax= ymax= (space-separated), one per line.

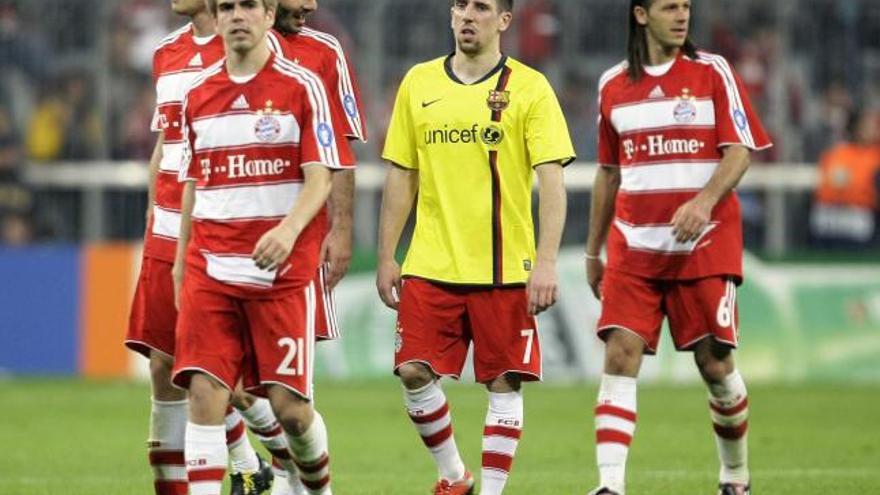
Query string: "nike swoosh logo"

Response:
xmin=421 ymin=98 xmax=442 ymax=108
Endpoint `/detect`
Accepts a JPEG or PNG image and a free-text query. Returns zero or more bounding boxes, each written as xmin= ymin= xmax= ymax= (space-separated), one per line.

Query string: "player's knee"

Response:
xmin=229 ymin=389 xmax=256 ymax=410
xmin=486 ymin=373 xmax=521 ymax=393
xmin=187 ymin=374 xmax=230 ymax=423
xmin=397 ymin=363 xmax=435 ymax=390
xmin=268 ymin=392 xmax=313 ymax=435
xmin=604 ymin=331 xmax=644 ymax=376
xmin=694 ymin=340 xmax=734 ymax=383
xmin=148 ymin=353 xmax=184 ymax=399
xmin=149 ymin=352 xmax=174 ymax=381
xmin=696 ymin=355 xmax=733 ymax=383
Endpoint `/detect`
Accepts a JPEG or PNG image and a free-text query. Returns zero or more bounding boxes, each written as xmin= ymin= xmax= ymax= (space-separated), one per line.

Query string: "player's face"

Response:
xmin=451 ymin=0 xmax=512 ymax=56
xmin=216 ymin=0 xmax=275 ymax=53
xmin=636 ymin=0 xmax=691 ymax=50
xmin=170 ymin=0 xmax=206 ymax=16
xmin=276 ymin=0 xmax=317 ymax=33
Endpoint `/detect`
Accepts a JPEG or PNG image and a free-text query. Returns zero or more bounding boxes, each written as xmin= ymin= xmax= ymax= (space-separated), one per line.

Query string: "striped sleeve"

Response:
xmin=700 ymin=52 xmax=772 ymax=151
xmin=596 ymin=62 xmax=626 ymax=167
xmin=596 ymin=91 xmax=620 ymax=167
xmin=274 ymin=58 xmax=344 ymax=170
xmin=302 ymin=28 xmax=367 ymax=142
xmin=150 ymin=46 xmax=165 ymax=133
xmin=178 ymin=93 xmax=197 ymax=182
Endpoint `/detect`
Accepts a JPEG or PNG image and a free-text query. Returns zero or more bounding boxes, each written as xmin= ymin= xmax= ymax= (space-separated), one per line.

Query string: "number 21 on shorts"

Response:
xmin=521 ymin=329 xmax=535 ymax=364
xmin=277 ymin=337 xmax=305 ymax=376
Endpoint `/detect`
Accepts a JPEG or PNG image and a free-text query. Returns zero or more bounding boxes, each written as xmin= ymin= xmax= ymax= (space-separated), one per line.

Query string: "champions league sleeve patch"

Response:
xmin=343 ymin=95 xmax=358 ymax=118
xmin=317 ymin=122 xmax=335 ymax=148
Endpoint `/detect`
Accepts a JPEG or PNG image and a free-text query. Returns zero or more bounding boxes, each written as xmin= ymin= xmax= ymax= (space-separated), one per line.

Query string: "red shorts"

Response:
xmin=314 ymin=263 xmax=339 ymax=341
xmin=125 ymin=257 xmax=177 ymax=358
xmin=172 ymin=275 xmax=316 ymax=399
xmin=395 ymin=277 xmax=541 ymax=383
xmin=597 ymin=270 xmax=739 ymax=354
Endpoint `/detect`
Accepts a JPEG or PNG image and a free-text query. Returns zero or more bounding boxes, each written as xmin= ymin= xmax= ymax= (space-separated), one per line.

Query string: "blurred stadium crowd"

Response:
xmin=1 ymin=0 xmax=879 ymax=249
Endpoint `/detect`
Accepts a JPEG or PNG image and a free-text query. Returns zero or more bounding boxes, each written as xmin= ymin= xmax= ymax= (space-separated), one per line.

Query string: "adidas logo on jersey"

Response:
xmin=231 ymin=94 xmax=250 ymax=110
xmin=649 ymin=85 xmax=665 ymax=99
xmin=188 ymin=53 xmax=203 ymax=67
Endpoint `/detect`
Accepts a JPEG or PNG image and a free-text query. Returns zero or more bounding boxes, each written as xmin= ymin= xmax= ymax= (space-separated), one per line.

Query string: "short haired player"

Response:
xmin=124 ymin=1 xmax=276 ymax=492
xmin=378 ymin=1 xmax=575 ymax=493
xmin=171 ymin=0 xmax=348 ymax=493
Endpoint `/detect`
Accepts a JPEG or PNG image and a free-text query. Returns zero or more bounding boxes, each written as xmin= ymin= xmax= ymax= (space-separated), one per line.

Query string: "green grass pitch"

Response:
xmin=1 ymin=379 xmax=877 ymax=494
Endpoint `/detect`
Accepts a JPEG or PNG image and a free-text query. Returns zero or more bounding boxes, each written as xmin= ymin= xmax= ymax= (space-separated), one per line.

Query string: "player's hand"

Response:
xmin=526 ymin=261 xmax=559 ymax=315
xmin=586 ymin=256 xmax=604 ymax=300
xmin=671 ymin=196 xmax=713 ymax=243
xmin=172 ymin=260 xmax=184 ymax=310
xmin=252 ymin=223 xmax=298 ymax=271
xmin=376 ymin=259 xmax=402 ymax=311
xmin=319 ymin=225 xmax=352 ymax=290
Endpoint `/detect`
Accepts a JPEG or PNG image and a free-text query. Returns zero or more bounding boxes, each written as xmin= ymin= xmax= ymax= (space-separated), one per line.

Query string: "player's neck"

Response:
xmin=226 ymin=40 xmax=271 ymax=77
xmin=451 ymin=47 xmax=503 ymax=85
xmin=646 ymin=37 xmax=680 ymax=67
xmin=190 ymin=11 xmax=215 ymax=38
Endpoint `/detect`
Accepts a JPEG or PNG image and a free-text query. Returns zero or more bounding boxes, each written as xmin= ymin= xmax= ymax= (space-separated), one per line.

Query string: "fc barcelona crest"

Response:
xmin=487 ymin=90 xmax=510 ymax=112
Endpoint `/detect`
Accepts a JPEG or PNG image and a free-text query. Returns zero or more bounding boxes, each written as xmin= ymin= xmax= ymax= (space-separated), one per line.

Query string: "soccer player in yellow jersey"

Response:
xmin=377 ymin=1 xmax=575 ymax=493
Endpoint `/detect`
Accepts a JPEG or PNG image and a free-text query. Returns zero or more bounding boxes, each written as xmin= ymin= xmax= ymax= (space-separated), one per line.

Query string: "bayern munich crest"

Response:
xmin=673 ymin=88 xmax=697 ymax=123
xmin=487 ymin=90 xmax=510 ymax=112
xmin=254 ymin=100 xmax=282 ymax=143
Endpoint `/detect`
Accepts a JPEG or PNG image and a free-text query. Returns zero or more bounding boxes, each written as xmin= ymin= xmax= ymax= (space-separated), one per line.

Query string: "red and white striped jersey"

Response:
xmin=146 ymin=24 xmax=225 ymax=262
xmin=597 ymin=51 xmax=772 ymax=281
xmin=179 ymin=53 xmax=350 ymax=297
xmin=267 ymin=27 xmax=367 ymax=143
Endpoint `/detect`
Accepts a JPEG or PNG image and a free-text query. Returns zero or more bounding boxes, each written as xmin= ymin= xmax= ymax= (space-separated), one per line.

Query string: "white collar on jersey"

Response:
xmin=192 ymin=33 xmax=217 ymax=46
xmin=643 ymin=58 xmax=676 ymax=77
xmin=229 ymin=73 xmax=258 ymax=84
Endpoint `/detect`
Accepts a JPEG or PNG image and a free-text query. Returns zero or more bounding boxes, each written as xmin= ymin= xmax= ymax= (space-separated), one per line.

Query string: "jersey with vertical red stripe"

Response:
xmin=146 ymin=24 xmax=225 ymax=262
xmin=179 ymin=53 xmax=349 ymax=297
xmin=597 ymin=51 xmax=772 ymax=281
xmin=267 ymin=28 xmax=367 ymax=143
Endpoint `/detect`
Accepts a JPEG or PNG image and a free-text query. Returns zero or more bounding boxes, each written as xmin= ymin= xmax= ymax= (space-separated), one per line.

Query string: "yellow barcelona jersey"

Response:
xmin=382 ymin=55 xmax=575 ymax=286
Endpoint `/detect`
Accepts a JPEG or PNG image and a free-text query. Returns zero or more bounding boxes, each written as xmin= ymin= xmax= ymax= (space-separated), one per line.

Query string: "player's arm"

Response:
xmin=320 ymin=165 xmax=354 ymax=289
xmin=585 ymin=165 xmax=621 ymax=299
xmin=172 ymin=180 xmax=195 ymax=309
xmin=376 ymin=165 xmax=418 ymax=310
xmin=253 ymin=165 xmax=333 ymax=271
xmin=671 ymin=144 xmax=751 ymax=243
xmin=145 ymin=133 xmax=164 ymax=224
xmin=528 ymin=162 xmax=566 ymax=315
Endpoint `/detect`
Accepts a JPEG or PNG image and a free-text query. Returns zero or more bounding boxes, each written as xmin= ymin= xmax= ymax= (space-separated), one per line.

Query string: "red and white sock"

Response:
xmin=404 ymin=381 xmax=466 ymax=483
xmin=148 ymin=399 xmax=188 ymax=495
xmin=238 ymin=398 xmax=305 ymax=494
xmin=595 ymin=374 xmax=637 ymax=494
xmin=708 ymin=369 xmax=750 ymax=485
xmin=480 ymin=391 xmax=524 ymax=495
xmin=286 ymin=411 xmax=332 ymax=495
xmin=225 ymin=405 xmax=260 ymax=474
xmin=185 ymin=423 xmax=227 ymax=495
